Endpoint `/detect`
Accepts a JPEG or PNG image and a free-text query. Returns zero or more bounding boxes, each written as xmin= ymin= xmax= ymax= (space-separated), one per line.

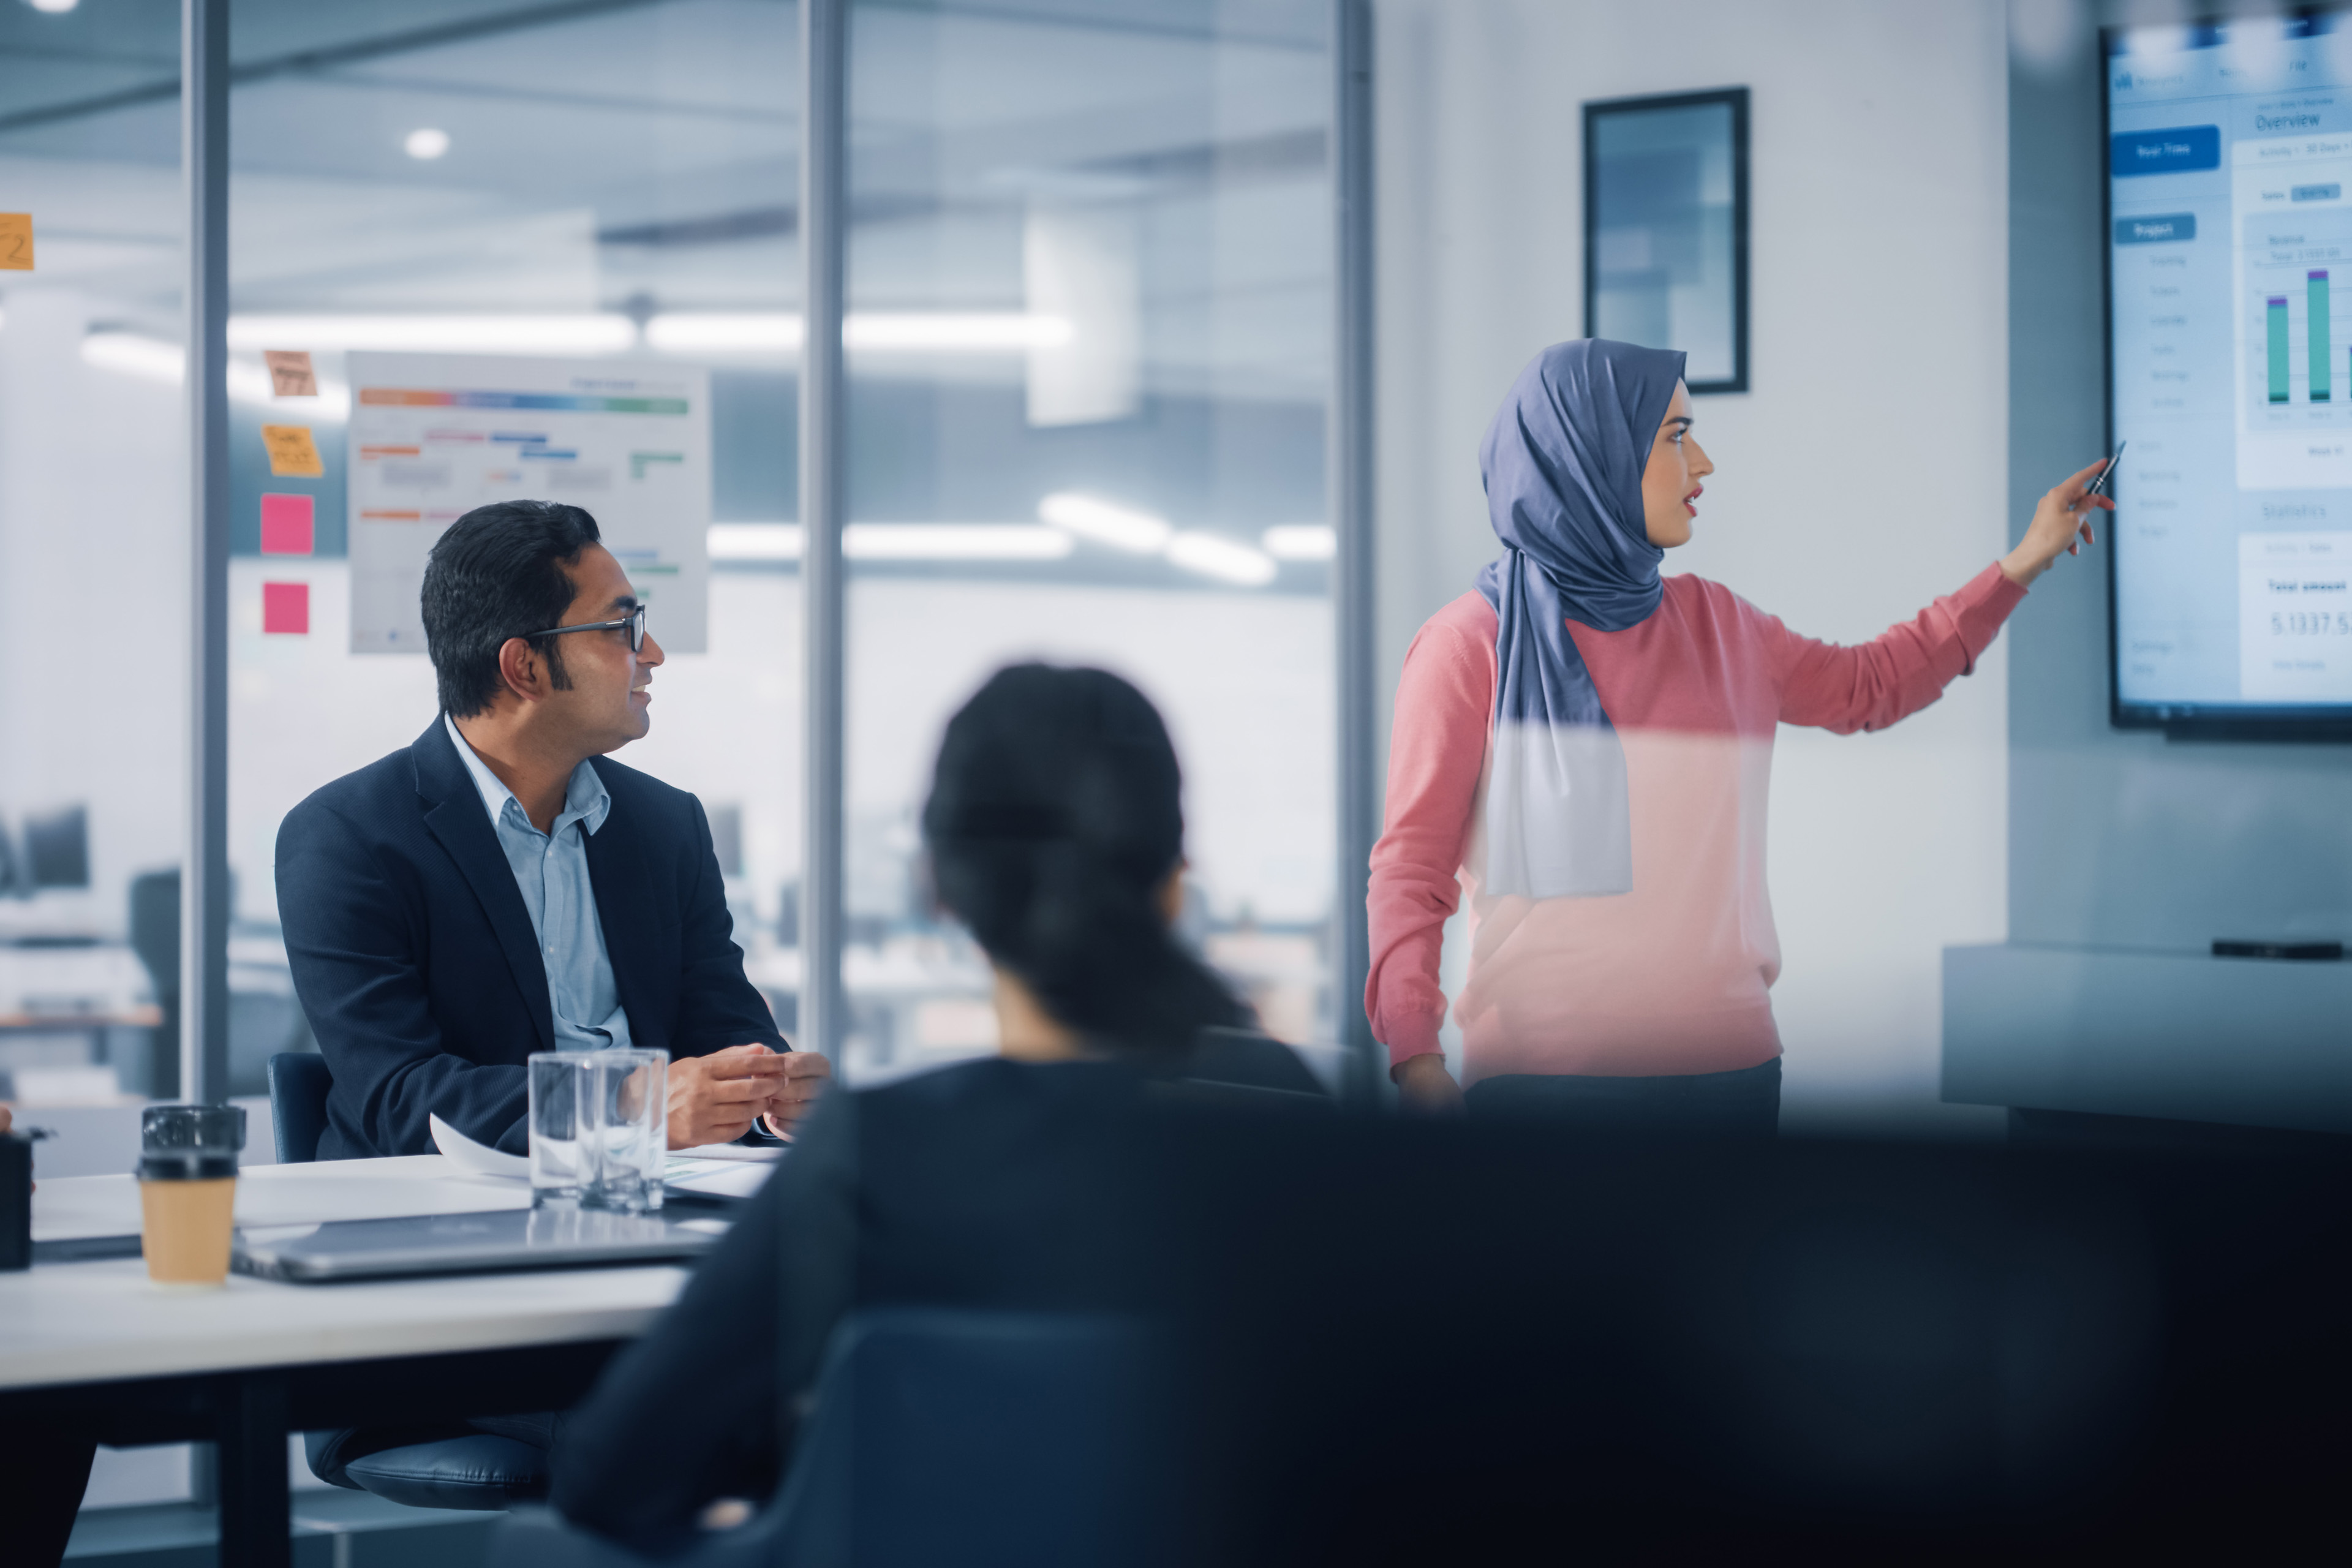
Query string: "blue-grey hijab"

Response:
xmin=1473 ymin=339 xmax=1686 ymax=899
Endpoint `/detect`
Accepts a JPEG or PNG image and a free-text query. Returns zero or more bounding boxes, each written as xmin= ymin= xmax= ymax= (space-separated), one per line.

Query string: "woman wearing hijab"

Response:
xmin=1369 ymin=339 xmax=2109 ymax=1128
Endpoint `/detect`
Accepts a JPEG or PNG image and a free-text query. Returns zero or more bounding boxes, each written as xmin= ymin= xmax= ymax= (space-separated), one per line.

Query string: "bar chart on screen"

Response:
xmin=2244 ymin=258 xmax=2352 ymax=418
xmin=2233 ymin=137 xmax=2352 ymax=488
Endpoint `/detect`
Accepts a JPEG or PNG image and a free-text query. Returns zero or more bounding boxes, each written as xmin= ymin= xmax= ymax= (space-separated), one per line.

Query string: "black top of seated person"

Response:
xmin=554 ymin=660 xmax=1321 ymax=1547
xmin=548 ymin=1031 xmax=1324 ymax=1548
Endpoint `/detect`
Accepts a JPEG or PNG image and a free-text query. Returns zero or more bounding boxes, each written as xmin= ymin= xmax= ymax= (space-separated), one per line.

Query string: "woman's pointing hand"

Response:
xmin=2002 ymin=458 xmax=2118 ymax=587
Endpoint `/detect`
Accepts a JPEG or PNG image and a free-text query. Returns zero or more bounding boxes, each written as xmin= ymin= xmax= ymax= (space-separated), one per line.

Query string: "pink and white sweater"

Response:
xmin=1365 ymin=564 xmax=2026 ymax=1083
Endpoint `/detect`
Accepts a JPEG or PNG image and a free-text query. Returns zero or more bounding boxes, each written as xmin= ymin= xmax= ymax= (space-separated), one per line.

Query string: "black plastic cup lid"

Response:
xmin=141 ymin=1103 xmax=246 ymax=1155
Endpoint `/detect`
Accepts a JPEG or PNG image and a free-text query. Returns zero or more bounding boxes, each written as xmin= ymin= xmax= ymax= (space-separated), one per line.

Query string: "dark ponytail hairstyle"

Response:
xmin=922 ymin=663 xmax=1246 ymax=1060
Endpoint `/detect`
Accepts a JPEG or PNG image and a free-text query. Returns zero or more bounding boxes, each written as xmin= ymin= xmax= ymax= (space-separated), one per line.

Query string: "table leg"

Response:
xmin=216 ymin=1371 xmax=292 ymax=1568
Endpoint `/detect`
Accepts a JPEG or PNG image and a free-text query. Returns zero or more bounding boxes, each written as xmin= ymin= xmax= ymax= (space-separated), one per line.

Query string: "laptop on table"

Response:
xmin=233 ymin=1206 xmax=731 ymax=1284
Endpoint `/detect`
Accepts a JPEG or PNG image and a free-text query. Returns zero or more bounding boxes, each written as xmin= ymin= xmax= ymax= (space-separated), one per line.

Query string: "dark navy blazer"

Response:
xmin=276 ymin=720 xmax=790 ymax=1160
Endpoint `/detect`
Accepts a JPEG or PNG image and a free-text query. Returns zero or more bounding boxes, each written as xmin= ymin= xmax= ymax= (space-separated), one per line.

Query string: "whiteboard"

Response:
xmin=344 ymin=352 xmax=711 ymax=654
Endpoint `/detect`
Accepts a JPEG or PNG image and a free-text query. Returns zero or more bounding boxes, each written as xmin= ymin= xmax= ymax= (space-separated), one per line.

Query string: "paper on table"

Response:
xmin=665 ymin=1159 xmax=775 ymax=1200
xmin=429 ymin=1114 xmax=530 ymax=1180
xmin=672 ymin=1142 xmax=785 ymax=1163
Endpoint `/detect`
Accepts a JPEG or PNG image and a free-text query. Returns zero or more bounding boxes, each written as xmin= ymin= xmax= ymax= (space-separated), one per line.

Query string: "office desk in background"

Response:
xmin=0 ymin=938 xmax=160 ymax=1101
xmin=1 ymin=1156 xmax=685 ymax=1568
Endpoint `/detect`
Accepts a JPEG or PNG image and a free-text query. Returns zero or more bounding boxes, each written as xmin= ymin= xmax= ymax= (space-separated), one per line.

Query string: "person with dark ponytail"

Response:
xmin=548 ymin=663 xmax=1321 ymax=1550
xmin=925 ymin=663 xmax=1317 ymax=1081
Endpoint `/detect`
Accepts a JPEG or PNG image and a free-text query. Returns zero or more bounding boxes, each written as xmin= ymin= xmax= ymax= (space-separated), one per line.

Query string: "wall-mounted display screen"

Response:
xmin=2109 ymin=16 xmax=2352 ymax=733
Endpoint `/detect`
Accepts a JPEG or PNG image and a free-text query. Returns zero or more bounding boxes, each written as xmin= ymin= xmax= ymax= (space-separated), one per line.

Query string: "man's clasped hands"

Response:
xmin=665 ymin=1044 xmax=832 ymax=1148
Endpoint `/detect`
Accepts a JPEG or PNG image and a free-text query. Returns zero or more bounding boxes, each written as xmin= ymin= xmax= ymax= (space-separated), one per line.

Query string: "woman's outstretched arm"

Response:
xmin=1366 ymin=612 xmax=1491 ymax=1109
xmin=1776 ymin=462 xmax=2113 ymax=733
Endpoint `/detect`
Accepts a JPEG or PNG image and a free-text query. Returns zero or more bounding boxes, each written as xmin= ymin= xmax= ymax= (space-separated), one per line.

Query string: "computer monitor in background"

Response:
xmin=0 ymin=820 xmax=20 ymax=898
xmin=22 ymin=806 xmax=89 ymax=892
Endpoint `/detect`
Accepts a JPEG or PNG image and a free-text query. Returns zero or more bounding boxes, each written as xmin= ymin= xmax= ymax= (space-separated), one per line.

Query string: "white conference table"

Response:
xmin=0 ymin=1156 xmax=693 ymax=1568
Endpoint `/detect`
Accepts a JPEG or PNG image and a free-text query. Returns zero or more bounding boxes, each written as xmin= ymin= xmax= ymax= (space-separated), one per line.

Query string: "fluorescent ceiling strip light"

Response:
xmin=649 ymin=314 xmax=802 ymax=353
xmin=1038 ymin=492 xmax=1173 ymax=552
xmin=847 ymin=524 xmax=1073 ymax=560
xmin=227 ymin=314 xmax=638 ymax=355
xmin=1261 ymin=524 xmax=1335 ymax=560
xmin=80 ymin=331 xmax=184 ymax=383
xmin=846 ymin=312 xmax=1071 ymax=350
xmin=709 ymin=522 xmax=1077 ymax=562
xmin=1166 ymin=530 xmax=1278 ymax=586
xmin=81 ymin=332 xmax=352 ymax=414
xmin=709 ymin=523 xmax=804 ymax=560
xmin=646 ymin=312 xmax=1069 ymax=353
xmin=203 ymin=312 xmax=1067 ymax=358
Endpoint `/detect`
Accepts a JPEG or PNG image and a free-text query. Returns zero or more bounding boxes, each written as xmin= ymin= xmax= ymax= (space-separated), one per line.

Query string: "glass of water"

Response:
xmin=582 ymin=1048 xmax=669 ymax=1214
xmin=529 ymin=1052 xmax=597 ymax=1207
xmin=529 ymin=1049 xmax=669 ymax=1211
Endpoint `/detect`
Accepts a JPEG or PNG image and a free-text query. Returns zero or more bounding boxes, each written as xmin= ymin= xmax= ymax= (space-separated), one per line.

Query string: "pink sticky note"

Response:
xmin=259 ymin=492 xmax=314 ymax=555
xmin=262 ymin=581 xmax=309 ymax=635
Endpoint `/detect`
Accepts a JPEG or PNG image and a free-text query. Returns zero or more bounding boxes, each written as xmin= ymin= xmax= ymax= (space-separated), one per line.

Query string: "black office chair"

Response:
xmin=129 ymin=870 xmax=181 ymax=1098
xmin=489 ymin=1309 xmax=1169 ymax=1567
xmin=266 ymin=1052 xmax=332 ymax=1164
xmin=268 ymin=1052 xmax=555 ymax=1511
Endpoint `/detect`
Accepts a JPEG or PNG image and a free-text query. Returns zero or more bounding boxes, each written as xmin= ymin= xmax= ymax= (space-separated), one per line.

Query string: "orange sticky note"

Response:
xmin=263 ymin=350 xmax=316 ymax=397
xmin=260 ymin=493 xmax=314 ymax=555
xmin=262 ymin=581 xmax=309 ymax=635
xmin=260 ymin=424 xmax=323 ymax=477
xmin=0 ymin=214 xmax=30 ymax=271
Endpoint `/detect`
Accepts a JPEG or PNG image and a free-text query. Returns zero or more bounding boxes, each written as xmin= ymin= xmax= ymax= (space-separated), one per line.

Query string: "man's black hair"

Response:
xmin=421 ymin=500 xmax=602 ymax=719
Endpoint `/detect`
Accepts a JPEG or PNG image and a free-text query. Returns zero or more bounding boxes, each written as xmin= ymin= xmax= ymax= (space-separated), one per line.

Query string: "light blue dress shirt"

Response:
xmin=445 ymin=714 xmax=633 ymax=1053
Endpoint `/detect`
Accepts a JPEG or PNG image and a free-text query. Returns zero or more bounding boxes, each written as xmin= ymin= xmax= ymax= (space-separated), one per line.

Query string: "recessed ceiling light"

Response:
xmin=404 ymin=127 xmax=450 ymax=160
xmin=26 ymin=0 xmax=81 ymax=14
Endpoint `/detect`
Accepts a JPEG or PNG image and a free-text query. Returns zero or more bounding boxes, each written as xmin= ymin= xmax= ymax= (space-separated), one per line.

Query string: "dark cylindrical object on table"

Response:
xmin=0 ymin=1133 xmax=31 ymax=1271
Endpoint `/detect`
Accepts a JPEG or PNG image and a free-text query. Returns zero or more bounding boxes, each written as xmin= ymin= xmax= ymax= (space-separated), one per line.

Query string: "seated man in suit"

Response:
xmin=277 ymin=499 xmax=827 ymax=1158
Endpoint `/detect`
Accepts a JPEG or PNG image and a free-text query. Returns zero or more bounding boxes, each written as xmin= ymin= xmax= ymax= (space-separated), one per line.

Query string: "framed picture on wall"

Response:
xmin=1582 ymin=87 xmax=1750 ymax=394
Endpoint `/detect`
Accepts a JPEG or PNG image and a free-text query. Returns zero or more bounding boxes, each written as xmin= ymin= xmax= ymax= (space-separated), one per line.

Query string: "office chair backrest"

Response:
xmin=770 ymin=1308 xmax=1172 ymax=1568
xmin=127 ymin=869 xmax=179 ymax=1001
xmin=268 ymin=1052 xmax=333 ymax=1164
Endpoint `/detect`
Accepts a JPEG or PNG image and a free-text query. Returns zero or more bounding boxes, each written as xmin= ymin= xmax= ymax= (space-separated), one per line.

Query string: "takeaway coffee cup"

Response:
xmin=137 ymin=1104 xmax=245 ymax=1287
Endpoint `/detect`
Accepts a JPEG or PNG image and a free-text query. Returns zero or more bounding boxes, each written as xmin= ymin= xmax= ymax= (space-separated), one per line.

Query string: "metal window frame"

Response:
xmin=799 ymin=0 xmax=848 ymax=1061
xmin=1332 ymin=0 xmax=1378 ymax=1103
xmin=183 ymin=0 xmax=231 ymax=1103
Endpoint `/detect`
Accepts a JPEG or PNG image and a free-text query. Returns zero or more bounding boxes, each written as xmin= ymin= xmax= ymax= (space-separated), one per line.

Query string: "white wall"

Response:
xmin=0 ymin=287 xmax=188 ymax=940
xmin=1374 ymin=0 xmax=2015 ymax=1134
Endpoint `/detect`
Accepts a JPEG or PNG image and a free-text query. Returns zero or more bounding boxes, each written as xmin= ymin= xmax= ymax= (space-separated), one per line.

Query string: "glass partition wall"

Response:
xmin=219 ymin=1 xmax=805 ymax=1093
xmin=834 ymin=0 xmax=1340 ymax=1085
xmin=7 ymin=0 xmax=1359 ymax=1112
xmin=0 ymin=1 xmax=187 ymax=1102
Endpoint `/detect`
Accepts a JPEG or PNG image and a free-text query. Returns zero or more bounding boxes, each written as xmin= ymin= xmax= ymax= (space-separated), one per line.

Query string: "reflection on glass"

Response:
xmin=834 ymin=0 xmax=1338 ymax=1085
xmin=0 ymin=3 xmax=187 ymax=1100
xmin=220 ymin=3 xmax=804 ymax=1088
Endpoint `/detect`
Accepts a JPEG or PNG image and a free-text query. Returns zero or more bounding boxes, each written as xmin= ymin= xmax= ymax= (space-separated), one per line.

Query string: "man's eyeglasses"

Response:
xmin=525 ymin=605 xmax=647 ymax=654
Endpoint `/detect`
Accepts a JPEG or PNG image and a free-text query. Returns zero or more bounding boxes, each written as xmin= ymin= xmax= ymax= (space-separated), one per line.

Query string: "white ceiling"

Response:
xmin=0 ymin=0 xmax=1332 ymax=401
